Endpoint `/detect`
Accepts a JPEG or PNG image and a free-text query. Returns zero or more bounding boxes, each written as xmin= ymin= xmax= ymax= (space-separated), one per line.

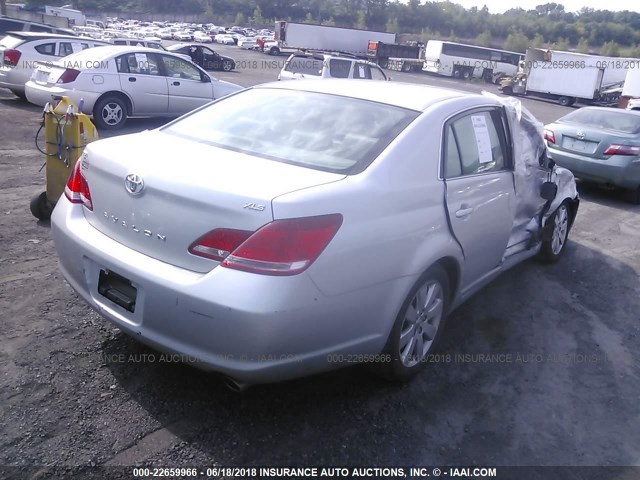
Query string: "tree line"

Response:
xmin=20 ymin=1 xmax=640 ymax=56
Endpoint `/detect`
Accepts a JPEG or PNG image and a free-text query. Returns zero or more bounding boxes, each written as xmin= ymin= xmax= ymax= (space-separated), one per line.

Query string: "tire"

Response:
xmin=10 ymin=89 xmax=26 ymax=100
xmin=375 ymin=264 xmax=450 ymax=382
xmin=483 ymin=71 xmax=493 ymax=83
xmin=402 ymin=62 xmax=411 ymax=72
xmin=452 ymin=68 xmax=462 ymax=78
xmin=379 ymin=59 xmax=389 ymax=69
xmin=538 ymin=201 xmax=571 ymax=263
xmin=502 ymin=86 xmax=513 ymax=95
xmin=222 ymin=60 xmax=233 ymax=72
xmin=269 ymin=47 xmax=279 ymax=55
xmin=462 ymin=69 xmax=471 ymax=80
xmin=30 ymin=191 xmax=52 ymax=221
xmin=93 ymin=96 xmax=127 ymax=130
xmin=625 ymin=186 xmax=640 ymax=205
xmin=558 ymin=96 xmax=572 ymax=107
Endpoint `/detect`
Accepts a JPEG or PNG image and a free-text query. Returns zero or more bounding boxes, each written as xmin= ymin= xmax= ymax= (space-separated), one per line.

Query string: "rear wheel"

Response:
xmin=558 ymin=96 xmax=572 ymax=107
xmin=538 ymin=202 xmax=570 ymax=263
xmin=462 ymin=69 xmax=471 ymax=80
xmin=10 ymin=89 xmax=26 ymax=100
xmin=625 ymin=186 xmax=640 ymax=205
xmin=269 ymin=47 xmax=280 ymax=55
xmin=376 ymin=265 xmax=450 ymax=382
xmin=222 ymin=60 xmax=233 ymax=72
xmin=402 ymin=62 xmax=411 ymax=72
xmin=93 ymin=96 xmax=127 ymax=130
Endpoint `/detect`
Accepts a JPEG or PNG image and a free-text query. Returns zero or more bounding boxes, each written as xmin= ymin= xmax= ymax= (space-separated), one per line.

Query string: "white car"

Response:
xmin=237 ymin=36 xmax=258 ymax=50
xmin=0 ymin=32 xmax=109 ymax=98
xmin=25 ymin=46 xmax=243 ymax=130
xmin=278 ymin=53 xmax=388 ymax=81
xmin=214 ymin=34 xmax=235 ymax=45
xmin=193 ymin=31 xmax=211 ymax=43
xmin=173 ymin=31 xmax=192 ymax=41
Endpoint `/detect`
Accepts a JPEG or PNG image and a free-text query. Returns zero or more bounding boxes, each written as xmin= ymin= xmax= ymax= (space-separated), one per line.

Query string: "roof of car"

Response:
xmin=259 ymin=80 xmax=474 ymax=111
xmin=54 ymin=45 xmax=182 ymax=62
xmin=3 ymin=31 xmax=81 ymax=41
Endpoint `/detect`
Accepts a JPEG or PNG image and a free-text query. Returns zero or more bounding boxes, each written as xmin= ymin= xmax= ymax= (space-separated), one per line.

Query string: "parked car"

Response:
xmin=0 ymin=15 xmax=75 ymax=37
xmin=167 ymin=43 xmax=235 ymax=72
xmin=278 ymin=52 xmax=388 ymax=81
xmin=214 ymin=34 xmax=235 ymax=45
xmin=193 ymin=31 xmax=211 ymax=43
xmin=50 ymin=80 xmax=578 ymax=389
xmin=173 ymin=31 xmax=192 ymax=41
xmin=545 ymin=107 xmax=640 ymax=203
xmin=0 ymin=32 xmax=109 ymax=98
xmin=25 ymin=46 xmax=243 ymax=130
xmin=237 ymin=36 xmax=258 ymax=50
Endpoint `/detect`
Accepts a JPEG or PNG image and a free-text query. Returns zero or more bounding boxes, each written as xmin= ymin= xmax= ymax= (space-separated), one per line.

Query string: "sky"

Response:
xmin=449 ymin=0 xmax=639 ymax=14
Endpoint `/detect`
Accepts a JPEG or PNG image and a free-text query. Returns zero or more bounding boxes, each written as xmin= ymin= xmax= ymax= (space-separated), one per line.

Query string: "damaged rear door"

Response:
xmin=443 ymin=108 xmax=516 ymax=289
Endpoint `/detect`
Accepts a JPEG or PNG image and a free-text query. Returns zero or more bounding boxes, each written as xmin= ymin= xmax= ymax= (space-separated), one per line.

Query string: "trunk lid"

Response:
xmin=81 ymin=130 xmax=346 ymax=273
xmin=552 ymin=123 xmax=640 ymax=159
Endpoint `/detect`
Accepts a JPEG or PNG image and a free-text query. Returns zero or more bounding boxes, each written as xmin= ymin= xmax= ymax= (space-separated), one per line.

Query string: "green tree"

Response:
xmin=531 ymin=33 xmax=545 ymax=48
xmin=251 ymin=6 xmax=264 ymax=26
xmin=356 ymin=10 xmax=366 ymax=29
xmin=476 ymin=30 xmax=492 ymax=47
xmin=503 ymin=31 xmax=529 ymax=53
xmin=577 ymin=37 xmax=590 ymax=53
xmin=305 ymin=12 xmax=314 ymax=23
xmin=600 ymin=40 xmax=620 ymax=56
xmin=385 ymin=16 xmax=399 ymax=33
xmin=322 ymin=17 xmax=336 ymax=26
xmin=552 ymin=37 xmax=569 ymax=50
xmin=234 ymin=12 xmax=246 ymax=26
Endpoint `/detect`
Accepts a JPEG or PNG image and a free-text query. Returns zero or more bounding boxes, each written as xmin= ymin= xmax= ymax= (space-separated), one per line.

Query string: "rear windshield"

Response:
xmin=0 ymin=34 xmax=23 ymax=48
xmin=162 ymin=88 xmax=419 ymax=174
xmin=284 ymin=56 xmax=324 ymax=76
xmin=560 ymin=109 xmax=640 ymax=134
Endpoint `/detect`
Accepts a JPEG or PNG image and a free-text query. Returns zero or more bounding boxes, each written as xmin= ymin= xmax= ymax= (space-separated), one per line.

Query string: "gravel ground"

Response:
xmin=0 ymin=43 xmax=639 ymax=479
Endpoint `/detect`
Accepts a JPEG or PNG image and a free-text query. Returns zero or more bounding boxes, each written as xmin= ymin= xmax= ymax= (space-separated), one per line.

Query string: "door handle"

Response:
xmin=455 ymin=205 xmax=475 ymax=218
xmin=172 ymin=81 xmax=180 ymax=86
xmin=128 ymin=77 xmax=136 ymax=82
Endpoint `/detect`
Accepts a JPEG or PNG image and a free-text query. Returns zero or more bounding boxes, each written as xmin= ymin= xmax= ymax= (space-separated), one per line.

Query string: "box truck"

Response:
xmin=264 ymin=21 xmax=395 ymax=56
xmin=366 ymin=41 xmax=421 ymax=69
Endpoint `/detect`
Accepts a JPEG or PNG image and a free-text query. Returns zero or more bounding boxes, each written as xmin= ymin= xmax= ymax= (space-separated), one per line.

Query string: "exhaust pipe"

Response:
xmin=223 ymin=376 xmax=250 ymax=392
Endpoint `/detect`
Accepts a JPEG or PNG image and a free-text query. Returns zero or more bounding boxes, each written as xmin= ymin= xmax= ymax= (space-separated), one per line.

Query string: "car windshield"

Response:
xmin=285 ymin=56 xmax=324 ymax=76
xmin=162 ymin=88 xmax=419 ymax=173
xmin=559 ymin=109 xmax=640 ymax=134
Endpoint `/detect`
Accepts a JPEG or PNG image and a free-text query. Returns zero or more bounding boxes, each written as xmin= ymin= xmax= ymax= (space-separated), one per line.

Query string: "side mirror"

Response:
xmin=202 ymin=74 xmax=211 ymax=83
xmin=540 ymin=181 xmax=558 ymax=201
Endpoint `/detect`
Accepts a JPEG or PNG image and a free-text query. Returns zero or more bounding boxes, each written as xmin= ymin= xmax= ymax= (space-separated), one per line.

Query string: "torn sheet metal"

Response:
xmin=482 ymin=92 xmax=578 ymax=249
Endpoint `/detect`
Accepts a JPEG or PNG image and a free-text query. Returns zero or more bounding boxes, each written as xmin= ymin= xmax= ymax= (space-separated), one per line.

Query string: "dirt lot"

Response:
xmin=1 ymin=45 xmax=639 ymax=478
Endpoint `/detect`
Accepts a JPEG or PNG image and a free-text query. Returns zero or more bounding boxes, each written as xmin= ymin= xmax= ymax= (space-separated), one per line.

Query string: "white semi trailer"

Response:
xmin=264 ymin=21 xmax=396 ymax=56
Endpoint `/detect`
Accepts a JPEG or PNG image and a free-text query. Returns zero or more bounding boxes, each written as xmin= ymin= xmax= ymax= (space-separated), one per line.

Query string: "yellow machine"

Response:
xmin=31 ymin=96 xmax=99 ymax=220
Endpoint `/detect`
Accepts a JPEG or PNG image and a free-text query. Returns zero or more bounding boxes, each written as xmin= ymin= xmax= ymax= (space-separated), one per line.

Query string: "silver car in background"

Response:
xmin=51 ymin=81 xmax=579 ymax=389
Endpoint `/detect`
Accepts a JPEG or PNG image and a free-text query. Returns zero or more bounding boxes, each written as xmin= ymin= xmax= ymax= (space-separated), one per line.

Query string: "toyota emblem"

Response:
xmin=125 ymin=174 xmax=144 ymax=195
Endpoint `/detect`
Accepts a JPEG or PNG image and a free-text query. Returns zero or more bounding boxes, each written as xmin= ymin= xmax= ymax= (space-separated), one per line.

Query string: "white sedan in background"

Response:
xmin=193 ymin=31 xmax=211 ymax=43
xmin=25 ymin=46 xmax=243 ymax=130
xmin=214 ymin=34 xmax=235 ymax=45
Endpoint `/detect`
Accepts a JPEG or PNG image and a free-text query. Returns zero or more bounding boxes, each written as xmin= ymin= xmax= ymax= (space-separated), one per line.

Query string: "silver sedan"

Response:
xmin=51 ymin=80 xmax=579 ymax=388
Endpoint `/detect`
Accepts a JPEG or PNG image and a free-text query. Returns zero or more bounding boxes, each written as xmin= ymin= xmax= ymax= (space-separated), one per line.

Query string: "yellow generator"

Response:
xmin=30 ymin=96 xmax=99 ymax=220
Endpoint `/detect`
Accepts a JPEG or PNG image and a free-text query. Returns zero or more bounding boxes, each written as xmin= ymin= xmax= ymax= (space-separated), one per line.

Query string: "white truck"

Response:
xmin=499 ymin=48 xmax=627 ymax=106
xmin=44 ymin=5 xmax=86 ymax=27
xmin=264 ymin=21 xmax=395 ymax=56
xmin=621 ymin=68 xmax=640 ymax=110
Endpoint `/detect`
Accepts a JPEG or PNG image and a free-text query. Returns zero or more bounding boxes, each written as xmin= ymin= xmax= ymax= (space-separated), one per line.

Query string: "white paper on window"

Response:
xmin=134 ymin=53 xmax=148 ymax=68
xmin=471 ymin=114 xmax=493 ymax=164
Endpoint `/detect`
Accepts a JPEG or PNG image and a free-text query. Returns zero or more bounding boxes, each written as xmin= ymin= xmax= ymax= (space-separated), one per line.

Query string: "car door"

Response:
xmin=115 ymin=52 xmax=168 ymax=114
xmin=159 ymin=54 xmax=213 ymax=114
xmin=203 ymin=48 xmax=222 ymax=70
xmin=443 ymin=108 xmax=516 ymax=288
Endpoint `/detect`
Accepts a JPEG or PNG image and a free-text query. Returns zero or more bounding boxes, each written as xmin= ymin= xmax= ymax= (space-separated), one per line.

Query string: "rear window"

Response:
xmin=0 ymin=35 xmax=23 ymax=48
xmin=34 ymin=42 xmax=56 ymax=55
xmin=560 ymin=109 xmax=640 ymax=134
xmin=162 ymin=88 xmax=419 ymax=174
xmin=284 ymin=56 xmax=323 ymax=76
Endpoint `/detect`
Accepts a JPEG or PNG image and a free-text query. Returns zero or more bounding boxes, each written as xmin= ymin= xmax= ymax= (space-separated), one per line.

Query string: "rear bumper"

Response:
xmin=24 ymin=81 xmax=99 ymax=113
xmin=548 ymin=147 xmax=640 ymax=190
xmin=0 ymin=67 xmax=27 ymax=93
xmin=51 ymin=198 xmax=393 ymax=384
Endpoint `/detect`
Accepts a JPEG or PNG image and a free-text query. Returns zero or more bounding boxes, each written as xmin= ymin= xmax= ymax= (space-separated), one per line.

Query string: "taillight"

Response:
xmin=64 ymin=160 xmax=93 ymax=210
xmin=544 ymin=129 xmax=556 ymax=144
xmin=3 ymin=48 xmax=21 ymax=67
xmin=189 ymin=214 xmax=343 ymax=276
xmin=57 ymin=68 xmax=81 ymax=84
xmin=188 ymin=229 xmax=253 ymax=262
xmin=603 ymin=144 xmax=640 ymax=156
